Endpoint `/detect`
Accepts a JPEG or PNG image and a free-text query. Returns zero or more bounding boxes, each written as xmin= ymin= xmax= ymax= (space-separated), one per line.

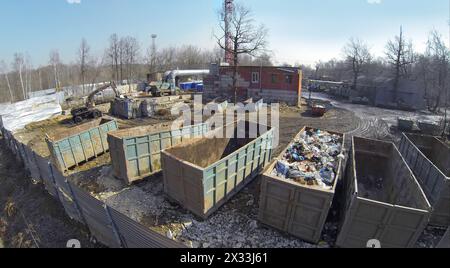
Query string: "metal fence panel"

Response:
xmin=52 ymin=169 xmax=84 ymax=223
xmin=34 ymin=154 xmax=58 ymax=197
xmin=109 ymin=208 xmax=185 ymax=248
xmin=20 ymin=143 xmax=42 ymax=182
xmin=69 ymin=183 xmax=122 ymax=248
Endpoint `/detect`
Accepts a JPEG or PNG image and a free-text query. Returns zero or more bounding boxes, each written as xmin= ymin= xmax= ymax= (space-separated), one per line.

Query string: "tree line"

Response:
xmin=0 ymin=32 xmax=274 ymax=104
xmin=304 ymin=28 xmax=449 ymax=113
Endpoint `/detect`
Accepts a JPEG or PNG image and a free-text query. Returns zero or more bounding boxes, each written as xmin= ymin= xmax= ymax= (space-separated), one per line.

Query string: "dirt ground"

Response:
xmin=0 ymin=138 xmax=96 ymax=248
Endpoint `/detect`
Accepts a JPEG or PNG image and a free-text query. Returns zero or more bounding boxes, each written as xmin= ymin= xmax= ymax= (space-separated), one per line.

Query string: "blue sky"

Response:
xmin=0 ymin=0 xmax=449 ymax=66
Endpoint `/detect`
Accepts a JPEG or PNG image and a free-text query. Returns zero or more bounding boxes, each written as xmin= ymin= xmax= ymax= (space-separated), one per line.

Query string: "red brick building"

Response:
xmin=204 ymin=64 xmax=303 ymax=106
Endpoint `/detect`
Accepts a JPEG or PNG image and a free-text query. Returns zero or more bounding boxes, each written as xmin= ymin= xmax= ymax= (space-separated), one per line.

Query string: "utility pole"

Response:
xmin=151 ymin=34 xmax=157 ymax=73
xmin=224 ymin=0 xmax=234 ymax=65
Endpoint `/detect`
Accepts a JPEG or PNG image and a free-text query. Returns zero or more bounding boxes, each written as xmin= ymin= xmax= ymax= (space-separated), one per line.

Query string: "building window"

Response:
xmin=285 ymin=75 xmax=293 ymax=84
xmin=271 ymin=74 xmax=278 ymax=84
xmin=252 ymin=72 xmax=260 ymax=84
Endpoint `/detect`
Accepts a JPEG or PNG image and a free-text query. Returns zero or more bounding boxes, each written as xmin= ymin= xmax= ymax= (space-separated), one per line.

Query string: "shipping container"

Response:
xmin=108 ymin=122 xmax=210 ymax=185
xmin=399 ymin=133 xmax=450 ymax=226
xmin=46 ymin=118 xmax=118 ymax=172
xmin=258 ymin=127 xmax=345 ymax=244
xmin=161 ymin=121 xmax=274 ymax=219
xmin=336 ymin=137 xmax=431 ymax=248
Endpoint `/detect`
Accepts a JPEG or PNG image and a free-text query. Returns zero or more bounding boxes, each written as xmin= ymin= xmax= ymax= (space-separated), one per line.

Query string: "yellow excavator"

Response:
xmin=70 ymin=81 xmax=120 ymax=123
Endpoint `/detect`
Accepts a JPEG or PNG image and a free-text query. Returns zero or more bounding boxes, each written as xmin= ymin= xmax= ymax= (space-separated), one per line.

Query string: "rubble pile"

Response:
xmin=177 ymin=192 xmax=318 ymax=248
xmin=273 ymin=128 xmax=343 ymax=190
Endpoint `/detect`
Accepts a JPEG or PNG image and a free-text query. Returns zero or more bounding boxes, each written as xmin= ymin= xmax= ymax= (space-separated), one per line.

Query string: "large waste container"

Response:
xmin=399 ymin=133 xmax=450 ymax=226
xmin=46 ymin=118 xmax=118 ymax=172
xmin=108 ymin=122 xmax=210 ymax=184
xmin=258 ymin=127 xmax=345 ymax=244
xmin=337 ymin=137 xmax=431 ymax=248
xmin=110 ymin=98 xmax=144 ymax=119
xmin=161 ymin=121 xmax=274 ymax=219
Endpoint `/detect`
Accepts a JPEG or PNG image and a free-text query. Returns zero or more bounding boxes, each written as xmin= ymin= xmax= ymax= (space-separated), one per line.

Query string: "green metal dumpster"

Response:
xmin=337 ymin=137 xmax=431 ymax=248
xmin=258 ymin=127 xmax=346 ymax=244
xmin=46 ymin=118 xmax=118 ymax=172
xmin=161 ymin=121 xmax=274 ymax=219
xmin=399 ymin=133 xmax=450 ymax=226
xmin=108 ymin=122 xmax=210 ymax=184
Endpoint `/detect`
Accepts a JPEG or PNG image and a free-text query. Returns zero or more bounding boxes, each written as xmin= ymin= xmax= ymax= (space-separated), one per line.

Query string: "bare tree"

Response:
xmin=107 ymin=34 xmax=120 ymax=81
xmin=12 ymin=53 xmax=26 ymax=100
xmin=0 ymin=60 xmax=13 ymax=102
xmin=78 ymin=38 xmax=90 ymax=91
xmin=216 ymin=2 xmax=268 ymax=103
xmin=421 ymin=30 xmax=449 ymax=114
xmin=86 ymin=55 xmax=106 ymax=92
xmin=23 ymin=54 xmax=32 ymax=96
xmin=385 ymin=26 xmax=415 ymax=102
xmin=121 ymin=36 xmax=140 ymax=84
xmin=343 ymin=38 xmax=372 ymax=90
xmin=49 ymin=50 xmax=62 ymax=90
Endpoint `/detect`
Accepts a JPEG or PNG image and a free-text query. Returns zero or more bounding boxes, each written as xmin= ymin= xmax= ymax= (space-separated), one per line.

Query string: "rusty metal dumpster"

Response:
xmin=336 ymin=137 xmax=431 ymax=248
xmin=46 ymin=118 xmax=118 ymax=172
xmin=108 ymin=122 xmax=210 ymax=184
xmin=258 ymin=127 xmax=345 ymax=244
xmin=399 ymin=133 xmax=450 ymax=226
xmin=161 ymin=121 xmax=274 ymax=219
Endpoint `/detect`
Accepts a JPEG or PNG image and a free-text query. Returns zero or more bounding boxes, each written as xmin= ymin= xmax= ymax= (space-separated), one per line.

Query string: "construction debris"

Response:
xmin=272 ymin=128 xmax=343 ymax=190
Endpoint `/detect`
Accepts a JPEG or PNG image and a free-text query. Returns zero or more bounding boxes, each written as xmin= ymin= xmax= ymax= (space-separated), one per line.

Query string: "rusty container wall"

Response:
xmin=108 ymin=122 xmax=210 ymax=185
xmin=336 ymin=137 xmax=431 ymax=248
xmin=161 ymin=121 xmax=274 ymax=219
xmin=258 ymin=127 xmax=346 ymax=244
xmin=399 ymin=133 xmax=450 ymax=226
xmin=46 ymin=118 xmax=118 ymax=172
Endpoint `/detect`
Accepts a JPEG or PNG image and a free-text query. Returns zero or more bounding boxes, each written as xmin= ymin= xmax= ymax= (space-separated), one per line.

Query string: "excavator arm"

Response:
xmin=86 ymin=81 xmax=120 ymax=108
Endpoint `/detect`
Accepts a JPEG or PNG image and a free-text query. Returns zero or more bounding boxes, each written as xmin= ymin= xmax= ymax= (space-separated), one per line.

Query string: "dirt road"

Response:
xmin=303 ymin=92 xmax=443 ymax=142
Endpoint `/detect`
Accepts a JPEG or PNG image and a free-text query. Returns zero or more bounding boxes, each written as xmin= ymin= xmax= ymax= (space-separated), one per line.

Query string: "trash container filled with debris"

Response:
xmin=399 ymin=133 xmax=450 ymax=226
xmin=336 ymin=137 xmax=431 ymax=248
xmin=258 ymin=127 xmax=345 ymax=244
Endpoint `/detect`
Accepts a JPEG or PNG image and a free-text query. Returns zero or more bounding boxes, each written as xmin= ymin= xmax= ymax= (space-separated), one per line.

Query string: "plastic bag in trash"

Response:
xmin=320 ymin=168 xmax=335 ymax=186
xmin=287 ymin=169 xmax=304 ymax=179
xmin=276 ymin=161 xmax=290 ymax=177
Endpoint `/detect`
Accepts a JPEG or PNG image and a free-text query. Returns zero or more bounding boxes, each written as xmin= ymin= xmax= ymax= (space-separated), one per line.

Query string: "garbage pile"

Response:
xmin=273 ymin=128 xmax=344 ymax=190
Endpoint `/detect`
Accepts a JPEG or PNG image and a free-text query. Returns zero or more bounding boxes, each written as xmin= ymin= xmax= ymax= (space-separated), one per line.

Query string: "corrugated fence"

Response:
xmin=1 ymin=127 xmax=185 ymax=248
